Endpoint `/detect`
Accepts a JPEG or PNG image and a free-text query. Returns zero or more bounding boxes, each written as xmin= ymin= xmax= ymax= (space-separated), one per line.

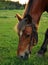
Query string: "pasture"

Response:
xmin=0 ymin=10 xmax=48 ymax=65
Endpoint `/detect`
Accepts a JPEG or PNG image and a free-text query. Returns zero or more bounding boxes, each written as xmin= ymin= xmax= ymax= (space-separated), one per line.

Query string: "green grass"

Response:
xmin=0 ymin=10 xmax=48 ymax=65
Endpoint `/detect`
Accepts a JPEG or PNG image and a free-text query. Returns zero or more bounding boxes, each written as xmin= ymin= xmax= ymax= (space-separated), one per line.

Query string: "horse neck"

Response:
xmin=23 ymin=0 xmax=46 ymax=26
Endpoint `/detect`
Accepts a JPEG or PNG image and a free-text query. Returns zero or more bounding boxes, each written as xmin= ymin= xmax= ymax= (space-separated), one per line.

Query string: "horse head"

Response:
xmin=16 ymin=14 xmax=38 ymax=59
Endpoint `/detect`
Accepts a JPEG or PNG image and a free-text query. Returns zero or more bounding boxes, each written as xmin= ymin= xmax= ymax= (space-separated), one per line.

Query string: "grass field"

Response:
xmin=0 ymin=10 xmax=48 ymax=65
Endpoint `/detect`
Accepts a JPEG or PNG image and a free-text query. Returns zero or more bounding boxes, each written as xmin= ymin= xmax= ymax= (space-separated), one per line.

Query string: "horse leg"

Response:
xmin=38 ymin=29 xmax=48 ymax=55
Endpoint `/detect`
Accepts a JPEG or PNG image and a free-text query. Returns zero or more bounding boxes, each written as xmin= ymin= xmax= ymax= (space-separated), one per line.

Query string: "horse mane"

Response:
xmin=23 ymin=0 xmax=33 ymax=18
xmin=18 ymin=0 xmax=33 ymax=31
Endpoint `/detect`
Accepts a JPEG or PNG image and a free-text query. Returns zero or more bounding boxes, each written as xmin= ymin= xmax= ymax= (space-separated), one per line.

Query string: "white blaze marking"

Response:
xmin=20 ymin=31 xmax=23 ymax=36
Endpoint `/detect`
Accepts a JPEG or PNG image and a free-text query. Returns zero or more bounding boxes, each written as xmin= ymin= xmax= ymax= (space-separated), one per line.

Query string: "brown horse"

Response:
xmin=16 ymin=0 xmax=48 ymax=59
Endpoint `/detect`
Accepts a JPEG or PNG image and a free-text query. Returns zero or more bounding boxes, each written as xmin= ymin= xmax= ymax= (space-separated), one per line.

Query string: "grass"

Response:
xmin=0 ymin=10 xmax=48 ymax=65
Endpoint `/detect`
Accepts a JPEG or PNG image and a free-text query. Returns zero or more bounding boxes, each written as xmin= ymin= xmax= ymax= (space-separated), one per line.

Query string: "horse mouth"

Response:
xmin=18 ymin=51 xmax=31 ymax=60
xmin=18 ymin=54 xmax=30 ymax=60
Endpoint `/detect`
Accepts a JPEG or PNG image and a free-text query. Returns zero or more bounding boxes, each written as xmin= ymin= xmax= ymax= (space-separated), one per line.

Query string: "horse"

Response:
xmin=16 ymin=0 xmax=48 ymax=59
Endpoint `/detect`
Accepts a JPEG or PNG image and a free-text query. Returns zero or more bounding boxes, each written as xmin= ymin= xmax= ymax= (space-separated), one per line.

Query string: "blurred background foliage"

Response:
xmin=0 ymin=0 xmax=25 ymax=10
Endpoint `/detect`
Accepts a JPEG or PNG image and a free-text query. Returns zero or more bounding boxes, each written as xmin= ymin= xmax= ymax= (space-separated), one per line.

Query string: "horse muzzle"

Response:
xmin=18 ymin=51 xmax=31 ymax=60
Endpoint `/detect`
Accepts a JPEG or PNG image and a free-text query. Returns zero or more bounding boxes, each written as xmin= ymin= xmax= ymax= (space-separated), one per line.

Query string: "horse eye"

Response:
xmin=26 ymin=34 xmax=30 ymax=38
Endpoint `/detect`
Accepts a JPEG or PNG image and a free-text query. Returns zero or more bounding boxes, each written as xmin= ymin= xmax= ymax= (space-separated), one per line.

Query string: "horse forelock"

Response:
xmin=18 ymin=14 xmax=32 ymax=31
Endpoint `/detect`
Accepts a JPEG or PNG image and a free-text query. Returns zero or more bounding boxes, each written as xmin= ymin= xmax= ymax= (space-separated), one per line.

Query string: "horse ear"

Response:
xmin=15 ymin=13 xmax=23 ymax=21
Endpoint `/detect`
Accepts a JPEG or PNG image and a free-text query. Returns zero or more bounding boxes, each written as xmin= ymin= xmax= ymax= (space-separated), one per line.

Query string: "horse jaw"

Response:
xmin=16 ymin=13 xmax=23 ymax=22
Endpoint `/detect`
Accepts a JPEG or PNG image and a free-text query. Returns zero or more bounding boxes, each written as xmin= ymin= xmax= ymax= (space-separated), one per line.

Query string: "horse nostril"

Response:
xmin=25 ymin=52 xmax=28 ymax=56
xmin=18 ymin=55 xmax=24 ymax=59
xmin=20 ymin=56 xmax=23 ymax=58
xmin=29 ymin=51 xmax=31 ymax=54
